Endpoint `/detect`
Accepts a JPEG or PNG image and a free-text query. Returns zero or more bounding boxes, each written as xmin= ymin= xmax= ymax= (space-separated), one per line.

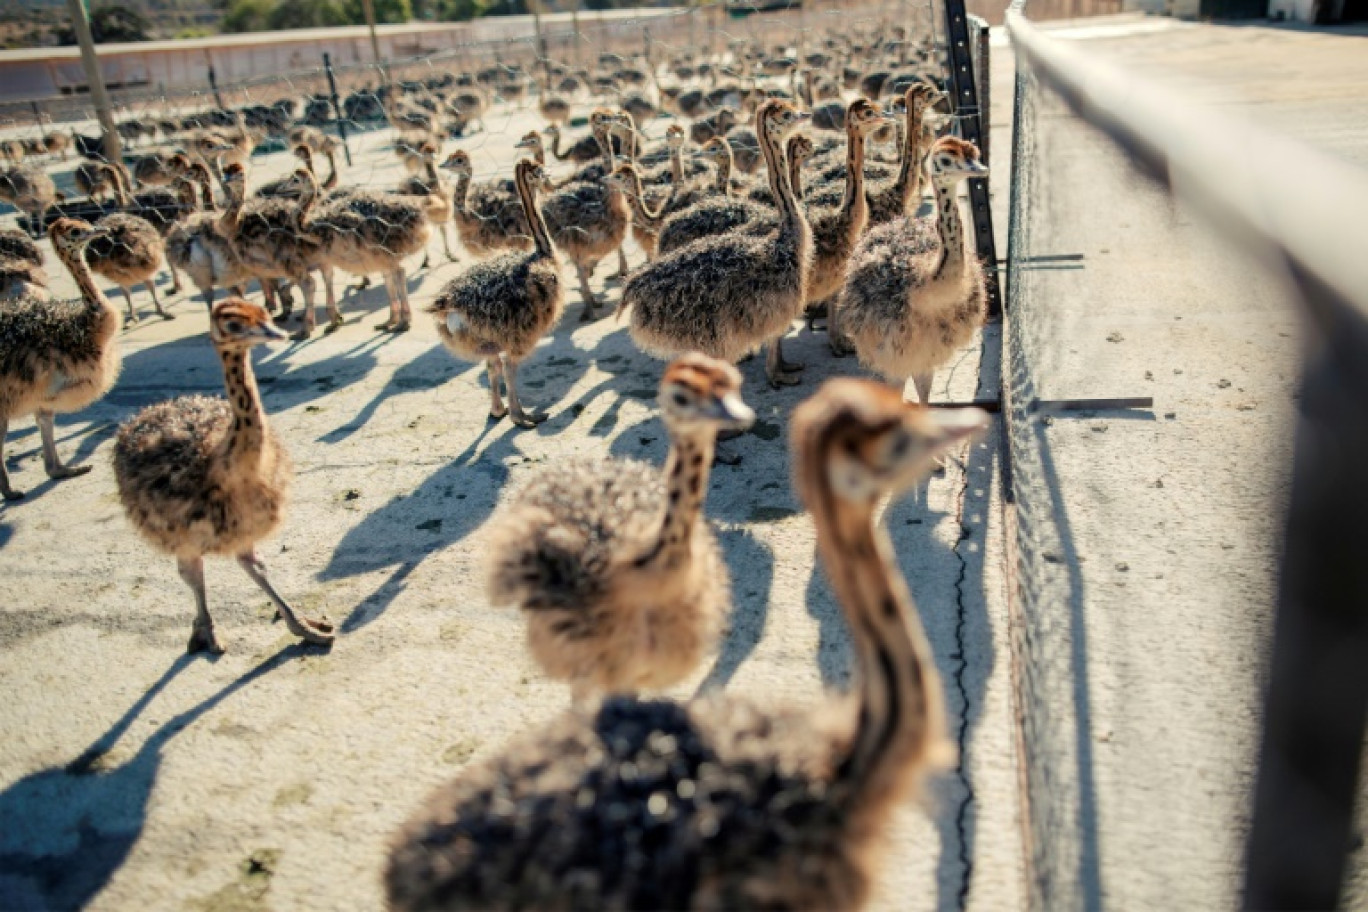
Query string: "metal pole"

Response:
xmin=323 ymin=53 xmax=353 ymax=167
xmin=974 ymin=17 xmax=990 ymax=165
xmin=31 ymin=101 xmax=47 ymax=143
xmin=942 ymin=0 xmax=1001 ymax=317
xmin=574 ymin=1 xmax=583 ymax=66
xmin=64 ymin=0 xmax=121 ymax=162
xmin=206 ymin=54 xmax=225 ymax=111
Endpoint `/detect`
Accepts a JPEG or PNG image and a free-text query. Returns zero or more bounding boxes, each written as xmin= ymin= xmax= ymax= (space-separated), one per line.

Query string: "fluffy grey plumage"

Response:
xmin=839 ymin=215 xmax=984 ymax=380
xmin=540 ymin=179 xmax=628 ymax=261
xmin=86 ymin=212 xmax=170 ymax=320
xmin=0 ymin=219 xmax=122 ymax=499
xmin=623 ymin=100 xmax=812 ymax=367
xmin=653 ymin=197 xmax=775 ymax=258
xmin=429 ymin=250 xmax=561 ymax=361
xmin=310 ymin=190 xmax=430 ymax=266
xmin=0 ymin=228 xmax=42 ymax=266
xmin=723 ymin=126 xmax=761 ymax=174
xmin=0 ymin=165 xmax=59 ymax=226
xmin=113 ymin=394 xmax=290 ymax=558
xmin=386 ymin=697 xmax=865 ymax=912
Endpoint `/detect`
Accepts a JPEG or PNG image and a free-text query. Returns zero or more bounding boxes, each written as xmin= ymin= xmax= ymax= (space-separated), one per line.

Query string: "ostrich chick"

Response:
xmin=428 ymin=159 xmax=563 ymax=429
xmin=386 ymin=379 xmax=988 ymax=912
xmin=112 ymin=299 xmax=335 ymax=654
xmin=484 ymin=354 xmax=754 ymax=701
xmin=838 ymin=137 xmax=989 ymax=404
xmin=0 ymin=219 xmax=120 ymax=500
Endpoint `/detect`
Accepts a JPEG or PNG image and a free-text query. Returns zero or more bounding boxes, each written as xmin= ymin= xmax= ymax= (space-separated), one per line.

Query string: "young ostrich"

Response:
xmin=0 ymin=227 xmax=48 ymax=300
xmin=865 ymin=83 xmax=940 ymax=228
xmin=442 ymin=150 xmax=534 ymax=259
xmin=166 ymin=162 xmax=253 ymax=314
xmin=800 ymin=99 xmax=890 ymax=334
xmin=86 ymin=211 xmax=174 ymax=323
xmin=604 ymin=164 xmax=668 ymax=262
xmin=544 ymin=123 xmax=606 ymax=164
xmin=113 ymin=298 xmax=335 ymax=654
xmin=130 ymin=151 xmax=193 ymax=189
xmin=386 ymin=379 xmax=987 ymax=912
xmin=309 ymin=169 xmax=434 ymax=333
xmin=484 ymin=354 xmax=754 ymax=700
xmin=428 ymin=159 xmax=563 ymax=429
xmin=74 ymin=160 xmax=130 ymax=202
xmin=229 ymin=167 xmax=324 ymax=340
xmin=0 ymin=220 xmax=120 ymax=500
xmin=621 ymin=99 xmax=812 ymax=390
xmin=540 ymin=116 xmax=631 ymax=320
xmin=395 ymin=148 xmax=457 ymax=268
xmin=0 ymin=165 xmax=60 ymax=234
xmin=653 ymin=133 xmax=813 ymax=258
xmin=838 ymin=137 xmax=989 ymax=401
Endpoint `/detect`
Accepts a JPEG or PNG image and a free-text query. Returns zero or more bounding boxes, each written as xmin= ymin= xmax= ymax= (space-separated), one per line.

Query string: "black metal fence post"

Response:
xmin=323 ymin=52 xmax=353 ymax=168
xmin=207 ymin=64 xmax=224 ymax=110
xmin=942 ymin=0 xmax=1002 ymax=317
xmin=31 ymin=101 xmax=47 ymax=143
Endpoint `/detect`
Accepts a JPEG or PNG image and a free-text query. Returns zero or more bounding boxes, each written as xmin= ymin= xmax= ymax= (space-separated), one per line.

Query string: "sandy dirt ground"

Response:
xmin=0 ymin=59 xmax=1022 ymax=912
xmin=2 ymin=12 xmax=1365 ymax=911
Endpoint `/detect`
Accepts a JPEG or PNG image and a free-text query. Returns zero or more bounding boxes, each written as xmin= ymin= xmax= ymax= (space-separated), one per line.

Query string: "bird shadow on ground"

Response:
xmin=695 ymin=527 xmax=776 ymax=694
xmin=1 ymin=418 xmax=119 ymax=506
xmin=318 ymin=418 xmax=525 ymax=633
xmin=0 ymin=645 xmax=308 ymax=911
xmin=318 ymin=345 xmax=462 ymax=443
xmin=0 ymin=520 xmax=11 ymax=550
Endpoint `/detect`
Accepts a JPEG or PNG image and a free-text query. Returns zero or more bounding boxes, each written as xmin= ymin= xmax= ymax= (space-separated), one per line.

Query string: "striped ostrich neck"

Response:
xmin=931 ymin=175 xmax=966 ymax=279
xmin=514 ymin=166 xmax=554 ymax=258
xmin=841 ymin=119 xmax=870 ymax=217
xmin=321 ymin=150 xmax=339 ymax=190
xmin=669 ymin=139 xmax=685 ymax=185
xmin=547 ymin=129 xmax=570 ymax=161
xmin=218 ymin=178 xmax=245 ymax=234
xmin=634 ymin=425 xmax=716 ymax=570
xmin=895 ymin=101 xmax=927 ymax=199
xmin=451 ymin=170 xmax=471 ymax=214
xmin=57 ymin=241 xmax=108 ymax=313
xmin=788 ymin=143 xmax=807 ymax=202
xmin=625 ymin=167 xmax=666 ymax=225
xmin=806 ymin=439 xmax=942 ymax=804
xmin=593 ymin=126 xmax=615 ymax=171
xmin=711 ymin=147 xmax=732 ymax=194
xmin=421 ymin=156 xmax=440 ymax=192
xmin=293 ymin=170 xmax=318 ymax=220
xmin=757 ymin=115 xmax=801 ymax=235
xmin=217 ymin=346 xmax=266 ymax=468
xmin=111 ymin=165 xmax=132 ymax=207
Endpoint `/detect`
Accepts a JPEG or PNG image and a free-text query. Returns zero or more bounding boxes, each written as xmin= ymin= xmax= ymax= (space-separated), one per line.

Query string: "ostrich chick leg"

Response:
xmin=178 ymin=556 xmax=224 ymax=654
xmin=502 ymin=354 xmax=546 ymax=428
xmin=575 ymin=263 xmax=600 ymax=321
xmin=237 ymin=550 xmax=335 ymax=646
xmin=765 ymin=340 xmax=802 ymax=388
xmin=0 ymin=417 xmax=22 ymax=501
xmin=36 ymin=410 xmax=90 ymax=480
xmin=486 ymin=358 xmax=507 ymax=420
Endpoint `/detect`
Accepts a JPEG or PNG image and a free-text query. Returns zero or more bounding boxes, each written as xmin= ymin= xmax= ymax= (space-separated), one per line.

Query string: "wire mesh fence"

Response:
xmin=1003 ymin=3 xmax=1368 ymax=909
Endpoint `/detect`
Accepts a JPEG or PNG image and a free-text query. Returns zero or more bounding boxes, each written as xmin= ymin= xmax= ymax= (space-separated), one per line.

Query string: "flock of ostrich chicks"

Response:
xmin=0 ymin=21 xmax=997 ymax=909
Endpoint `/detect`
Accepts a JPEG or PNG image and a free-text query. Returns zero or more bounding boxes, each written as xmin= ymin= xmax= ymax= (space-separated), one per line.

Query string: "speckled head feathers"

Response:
xmin=787 ymin=133 xmax=815 ymax=164
xmin=755 ymin=98 xmax=810 ymax=143
xmin=658 ymin=353 xmax=754 ymax=432
xmin=928 ymin=137 xmax=987 ymax=180
xmin=514 ymin=130 xmax=542 ymax=150
xmin=845 ymin=98 xmax=889 ymax=134
xmin=791 ymin=379 xmax=988 ymax=505
xmin=47 ymin=217 xmax=110 ymax=253
xmin=440 ymin=149 xmax=472 ymax=174
xmin=699 ymin=137 xmax=730 ymax=160
xmin=209 ymin=297 xmax=287 ymax=348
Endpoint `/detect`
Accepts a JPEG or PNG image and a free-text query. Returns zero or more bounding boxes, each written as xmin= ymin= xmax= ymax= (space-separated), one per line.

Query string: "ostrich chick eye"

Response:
xmin=671 ymin=390 xmax=691 ymax=408
xmin=224 ymin=320 xmax=243 ymax=334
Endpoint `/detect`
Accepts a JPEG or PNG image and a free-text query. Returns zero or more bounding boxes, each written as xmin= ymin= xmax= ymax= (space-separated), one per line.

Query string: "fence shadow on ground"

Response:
xmin=0 ymin=645 xmax=309 ymax=910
